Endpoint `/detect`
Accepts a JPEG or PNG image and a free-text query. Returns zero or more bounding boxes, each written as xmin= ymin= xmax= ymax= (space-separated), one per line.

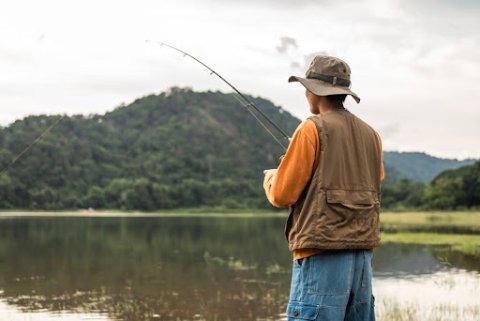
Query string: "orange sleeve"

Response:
xmin=264 ymin=120 xmax=319 ymax=207
xmin=374 ymin=131 xmax=385 ymax=181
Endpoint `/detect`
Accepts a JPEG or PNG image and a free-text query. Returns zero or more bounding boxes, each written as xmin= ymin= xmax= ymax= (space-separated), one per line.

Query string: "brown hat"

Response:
xmin=288 ymin=55 xmax=360 ymax=103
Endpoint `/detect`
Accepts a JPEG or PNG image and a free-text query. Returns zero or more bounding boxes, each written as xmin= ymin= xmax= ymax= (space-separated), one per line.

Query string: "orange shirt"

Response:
xmin=263 ymin=119 xmax=384 ymax=260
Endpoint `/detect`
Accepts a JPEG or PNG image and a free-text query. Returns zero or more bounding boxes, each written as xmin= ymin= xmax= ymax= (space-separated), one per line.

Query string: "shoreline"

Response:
xmin=0 ymin=209 xmax=285 ymax=218
xmin=0 ymin=210 xmax=479 ymax=217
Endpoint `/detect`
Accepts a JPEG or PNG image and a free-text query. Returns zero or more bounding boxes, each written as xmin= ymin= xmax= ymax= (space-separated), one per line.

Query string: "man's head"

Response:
xmin=289 ymin=55 xmax=360 ymax=104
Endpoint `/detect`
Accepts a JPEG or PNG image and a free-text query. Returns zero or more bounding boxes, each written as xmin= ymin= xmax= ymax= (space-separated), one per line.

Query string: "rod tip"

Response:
xmin=145 ymin=39 xmax=165 ymax=46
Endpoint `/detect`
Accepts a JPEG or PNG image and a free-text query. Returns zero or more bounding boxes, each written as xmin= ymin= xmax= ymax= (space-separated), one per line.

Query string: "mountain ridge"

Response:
xmin=0 ymin=87 xmax=475 ymax=209
xmin=383 ymin=151 xmax=475 ymax=183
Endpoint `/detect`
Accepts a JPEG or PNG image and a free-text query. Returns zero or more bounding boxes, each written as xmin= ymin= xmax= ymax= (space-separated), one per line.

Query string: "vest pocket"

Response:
xmin=326 ymin=190 xmax=379 ymax=208
xmin=321 ymin=190 xmax=380 ymax=243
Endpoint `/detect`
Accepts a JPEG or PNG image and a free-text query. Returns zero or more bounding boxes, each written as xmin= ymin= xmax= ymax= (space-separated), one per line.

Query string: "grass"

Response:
xmin=380 ymin=212 xmax=480 ymax=256
xmin=381 ymin=211 xmax=480 ymax=228
xmin=381 ymin=232 xmax=480 ymax=256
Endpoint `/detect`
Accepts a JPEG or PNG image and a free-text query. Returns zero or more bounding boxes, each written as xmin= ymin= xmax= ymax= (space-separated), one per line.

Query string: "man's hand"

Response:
xmin=263 ymin=169 xmax=278 ymax=206
xmin=263 ymin=169 xmax=277 ymax=191
xmin=263 ymin=168 xmax=277 ymax=178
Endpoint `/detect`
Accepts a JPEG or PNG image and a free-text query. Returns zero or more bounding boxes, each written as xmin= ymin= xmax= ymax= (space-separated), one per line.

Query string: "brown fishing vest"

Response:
xmin=285 ymin=108 xmax=381 ymax=251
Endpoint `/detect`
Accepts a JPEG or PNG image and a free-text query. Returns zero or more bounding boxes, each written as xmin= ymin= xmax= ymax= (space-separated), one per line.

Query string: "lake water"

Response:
xmin=0 ymin=216 xmax=478 ymax=321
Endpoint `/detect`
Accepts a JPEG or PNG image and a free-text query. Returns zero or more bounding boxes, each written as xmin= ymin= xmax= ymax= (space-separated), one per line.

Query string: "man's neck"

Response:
xmin=319 ymin=102 xmax=344 ymax=114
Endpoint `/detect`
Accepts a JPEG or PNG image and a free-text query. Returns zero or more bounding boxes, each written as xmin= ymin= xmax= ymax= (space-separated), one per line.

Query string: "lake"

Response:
xmin=0 ymin=215 xmax=478 ymax=321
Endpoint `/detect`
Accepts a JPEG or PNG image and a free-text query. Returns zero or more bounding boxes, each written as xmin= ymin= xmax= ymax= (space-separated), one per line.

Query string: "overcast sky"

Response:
xmin=1 ymin=0 xmax=479 ymax=159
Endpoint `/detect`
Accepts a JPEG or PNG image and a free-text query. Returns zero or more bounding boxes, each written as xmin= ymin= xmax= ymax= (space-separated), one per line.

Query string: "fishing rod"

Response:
xmin=0 ymin=115 xmax=65 ymax=175
xmin=146 ymin=40 xmax=291 ymax=150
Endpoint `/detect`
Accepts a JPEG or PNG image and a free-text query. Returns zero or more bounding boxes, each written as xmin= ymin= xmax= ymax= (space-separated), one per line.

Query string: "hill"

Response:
xmin=0 ymin=88 xmax=298 ymax=210
xmin=0 ymin=88 xmax=475 ymax=210
xmin=423 ymin=161 xmax=480 ymax=209
xmin=383 ymin=151 xmax=475 ymax=183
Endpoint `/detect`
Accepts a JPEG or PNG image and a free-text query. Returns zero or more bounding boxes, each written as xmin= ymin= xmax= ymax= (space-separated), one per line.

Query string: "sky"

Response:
xmin=1 ymin=0 xmax=479 ymax=159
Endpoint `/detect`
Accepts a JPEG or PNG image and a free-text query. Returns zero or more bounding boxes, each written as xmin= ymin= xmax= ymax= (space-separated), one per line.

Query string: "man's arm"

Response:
xmin=263 ymin=120 xmax=319 ymax=207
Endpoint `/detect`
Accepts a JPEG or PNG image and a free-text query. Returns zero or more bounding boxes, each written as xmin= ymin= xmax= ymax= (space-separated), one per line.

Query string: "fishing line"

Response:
xmin=146 ymin=40 xmax=291 ymax=150
xmin=0 ymin=115 xmax=65 ymax=176
xmin=229 ymin=91 xmax=288 ymax=150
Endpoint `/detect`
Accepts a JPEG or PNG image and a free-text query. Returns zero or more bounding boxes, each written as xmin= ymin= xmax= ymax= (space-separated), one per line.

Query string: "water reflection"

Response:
xmin=373 ymin=243 xmax=447 ymax=277
xmin=374 ymin=270 xmax=480 ymax=321
xmin=0 ymin=216 xmax=478 ymax=321
xmin=0 ymin=299 xmax=112 ymax=321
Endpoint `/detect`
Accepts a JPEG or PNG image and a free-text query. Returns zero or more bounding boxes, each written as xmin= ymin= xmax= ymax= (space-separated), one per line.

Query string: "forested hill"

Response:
xmin=383 ymin=152 xmax=475 ymax=182
xmin=0 ymin=87 xmax=475 ymax=210
xmin=0 ymin=88 xmax=299 ymax=209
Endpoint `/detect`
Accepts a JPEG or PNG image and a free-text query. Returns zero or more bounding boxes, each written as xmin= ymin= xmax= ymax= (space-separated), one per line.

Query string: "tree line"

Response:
xmin=0 ymin=88 xmax=478 ymax=211
xmin=380 ymin=161 xmax=480 ymax=210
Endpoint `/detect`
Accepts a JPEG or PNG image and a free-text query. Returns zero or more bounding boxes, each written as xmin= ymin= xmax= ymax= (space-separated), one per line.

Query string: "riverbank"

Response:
xmin=0 ymin=209 xmax=283 ymax=218
xmin=1 ymin=210 xmax=479 ymax=224
xmin=1 ymin=210 xmax=479 ymax=217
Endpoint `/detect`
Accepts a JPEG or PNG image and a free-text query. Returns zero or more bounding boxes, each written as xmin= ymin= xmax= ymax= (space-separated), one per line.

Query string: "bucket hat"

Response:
xmin=288 ymin=55 xmax=360 ymax=103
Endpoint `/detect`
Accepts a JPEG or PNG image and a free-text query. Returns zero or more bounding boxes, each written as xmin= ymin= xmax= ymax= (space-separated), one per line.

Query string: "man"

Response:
xmin=263 ymin=56 xmax=384 ymax=321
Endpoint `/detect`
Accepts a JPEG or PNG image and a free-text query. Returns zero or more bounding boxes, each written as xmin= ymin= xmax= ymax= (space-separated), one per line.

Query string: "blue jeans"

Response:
xmin=287 ymin=250 xmax=375 ymax=321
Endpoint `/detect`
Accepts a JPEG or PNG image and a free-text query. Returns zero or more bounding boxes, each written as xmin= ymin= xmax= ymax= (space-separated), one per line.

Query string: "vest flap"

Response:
xmin=326 ymin=190 xmax=379 ymax=205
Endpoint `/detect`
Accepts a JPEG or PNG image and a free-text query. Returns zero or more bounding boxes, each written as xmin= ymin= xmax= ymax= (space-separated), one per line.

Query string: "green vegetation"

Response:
xmin=381 ymin=232 xmax=480 ymax=256
xmin=381 ymin=176 xmax=426 ymax=209
xmin=0 ymin=88 xmax=298 ymax=210
xmin=381 ymin=212 xmax=480 ymax=256
xmin=381 ymin=211 xmax=480 ymax=230
xmin=424 ymin=161 xmax=480 ymax=210
xmin=381 ymin=160 xmax=480 ymax=210
xmin=0 ymin=87 xmax=477 ymax=211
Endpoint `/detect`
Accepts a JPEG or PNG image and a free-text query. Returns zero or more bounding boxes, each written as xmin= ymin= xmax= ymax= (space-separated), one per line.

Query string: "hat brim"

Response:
xmin=288 ymin=76 xmax=360 ymax=103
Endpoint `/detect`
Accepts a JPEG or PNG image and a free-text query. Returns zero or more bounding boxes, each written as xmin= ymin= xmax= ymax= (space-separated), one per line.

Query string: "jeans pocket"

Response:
xmin=287 ymin=302 xmax=318 ymax=321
